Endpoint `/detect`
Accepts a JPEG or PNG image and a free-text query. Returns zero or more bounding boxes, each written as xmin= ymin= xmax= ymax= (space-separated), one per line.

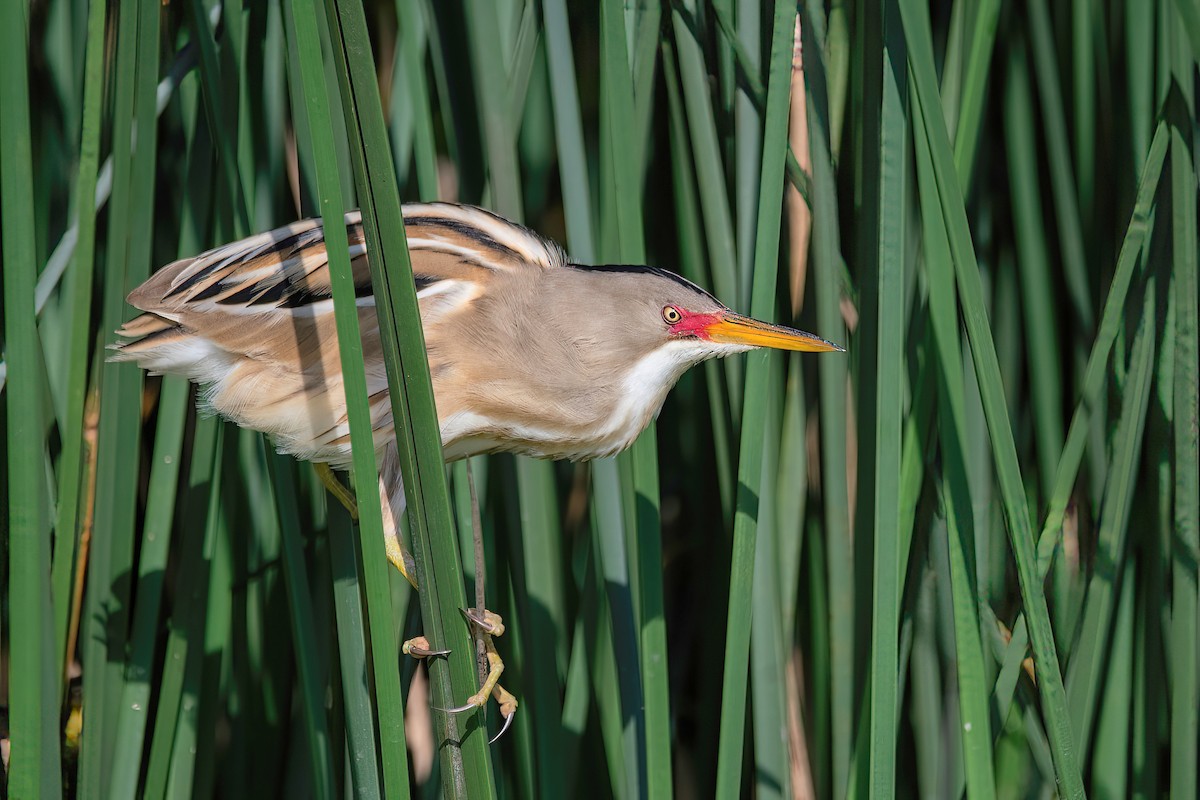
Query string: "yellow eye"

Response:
xmin=662 ymin=306 xmax=682 ymax=324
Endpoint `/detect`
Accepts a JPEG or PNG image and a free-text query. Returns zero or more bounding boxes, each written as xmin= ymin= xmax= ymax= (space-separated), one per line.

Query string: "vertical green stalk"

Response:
xmin=1 ymin=0 xmax=62 ymax=793
xmin=108 ymin=377 xmax=189 ymax=798
xmin=862 ymin=1 xmax=906 ymax=795
xmin=50 ymin=0 xmax=107 ymax=687
xmin=286 ymin=0 xmax=431 ymax=795
xmin=321 ymin=0 xmax=440 ymax=792
xmin=1065 ymin=275 xmax=1157 ymax=753
xmin=510 ymin=456 xmax=569 ymax=797
xmin=269 ymin=449 xmax=337 ymax=799
xmin=327 ymin=505 xmax=385 ymax=799
xmin=394 ymin=0 xmax=438 ymax=198
xmin=1072 ymin=0 xmax=1096 ymax=222
xmin=590 ymin=424 xmax=641 ymax=796
xmin=142 ymin=418 xmax=221 ymax=798
xmin=1133 ymin=271 xmax=1173 ymax=800
xmin=83 ymin=0 xmax=159 ymax=788
xmin=1167 ymin=17 xmax=1198 ymax=797
xmin=750 ymin=354 xmax=790 ymax=800
xmin=541 ymin=0 xmax=595 ymax=262
xmin=463 ymin=0 xmax=520 ymax=216
xmin=1025 ymin=0 xmax=1094 ymax=339
xmin=733 ymin=0 xmax=761 ymax=301
xmin=714 ymin=3 xmax=796 ymax=795
xmin=188 ymin=0 xmax=252 ymax=234
xmin=800 ymin=4 xmax=854 ymax=795
xmin=1172 ymin=0 xmax=1200 ymax=64
xmin=1091 ymin=559 xmax=1136 ymax=797
xmin=1127 ymin=0 xmax=1156 ymax=166
xmin=951 ymin=0 xmax=1000 ymax=181
xmin=167 ymin=454 xmax=230 ymax=794
xmin=914 ymin=114 xmax=996 ymax=800
xmin=1003 ymin=41 xmax=1065 ymax=494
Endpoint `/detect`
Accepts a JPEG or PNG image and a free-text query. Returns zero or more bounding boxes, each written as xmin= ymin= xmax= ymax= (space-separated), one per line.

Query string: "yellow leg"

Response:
xmin=462 ymin=634 xmax=517 ymax=716
xmin=462 ymin=640 xmax=506 ymax=709
xmin=314 ymin=463 xmax=358 ymax=520
xmin=385 ymin=529 xmax=419 ymax=590
xmin=314 ymin=462 xmax=420 ymax=590
xmin=319 ymin=455 xmax=518 ymax=740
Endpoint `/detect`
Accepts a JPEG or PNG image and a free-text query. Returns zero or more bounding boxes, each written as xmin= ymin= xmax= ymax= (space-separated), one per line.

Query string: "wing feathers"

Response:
xmin=113 ymin=202 xmax=556 ymax=466
xmin=128 ymin=204 xmax=563 ymax=319
xmin=403 ymin=203 xmax=566 ymax=270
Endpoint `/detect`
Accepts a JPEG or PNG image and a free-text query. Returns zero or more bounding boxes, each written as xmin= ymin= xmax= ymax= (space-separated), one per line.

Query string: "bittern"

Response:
xmin=114 ymin=201 xmax=842 ymax=738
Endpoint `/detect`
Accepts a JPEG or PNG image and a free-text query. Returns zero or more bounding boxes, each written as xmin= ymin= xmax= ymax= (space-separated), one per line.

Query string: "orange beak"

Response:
xmin=703 ymin=312 xmax=844 ymax=352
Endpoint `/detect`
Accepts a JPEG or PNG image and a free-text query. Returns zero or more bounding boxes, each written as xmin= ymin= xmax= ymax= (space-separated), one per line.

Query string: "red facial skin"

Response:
xmin=666 ymin=307 xmax=723 ymax=340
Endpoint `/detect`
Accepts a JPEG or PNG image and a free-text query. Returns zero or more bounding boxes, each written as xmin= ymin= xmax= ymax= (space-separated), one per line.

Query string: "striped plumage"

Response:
xmin=116 ymin=204 xmax=564 ymax=466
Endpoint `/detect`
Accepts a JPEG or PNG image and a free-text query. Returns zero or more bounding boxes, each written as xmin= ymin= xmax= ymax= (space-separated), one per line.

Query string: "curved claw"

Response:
xmin=402 ymin=636 xmax=450 ymax=659
xmin=460 ymin=607 xmax=505 ymax=637
xmin=412 ymin=646 xmax=451 ymax=658
xmin=437 ymin=701 xmax=482 ymax=714
xmin=489 ymin=711 xmax=516 ymax=744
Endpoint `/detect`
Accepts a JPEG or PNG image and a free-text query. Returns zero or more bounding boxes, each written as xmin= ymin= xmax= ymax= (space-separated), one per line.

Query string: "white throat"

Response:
xmin=598 ymin=338 xmax=751 ymax=452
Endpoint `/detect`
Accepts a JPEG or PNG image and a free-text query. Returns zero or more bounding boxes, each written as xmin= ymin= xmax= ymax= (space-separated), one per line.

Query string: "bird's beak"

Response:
xmin=704 ymin=312 xmax=845 ymax=352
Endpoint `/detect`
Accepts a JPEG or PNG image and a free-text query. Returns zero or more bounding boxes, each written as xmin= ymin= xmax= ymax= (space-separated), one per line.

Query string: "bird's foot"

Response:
xmin=439 ymin=609 xmax=518 ymax=743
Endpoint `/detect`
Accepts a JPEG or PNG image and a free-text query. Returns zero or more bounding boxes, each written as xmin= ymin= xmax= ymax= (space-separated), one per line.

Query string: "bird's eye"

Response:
xmin=662 ymin=306 xmax=682 ymax=325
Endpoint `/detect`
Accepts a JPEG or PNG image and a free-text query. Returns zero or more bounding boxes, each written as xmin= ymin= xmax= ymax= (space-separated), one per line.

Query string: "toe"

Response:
xmin=402 ymin=636 xmax=450 ymax=659
xmin=461 ymin=607 xmax=506 ymax=636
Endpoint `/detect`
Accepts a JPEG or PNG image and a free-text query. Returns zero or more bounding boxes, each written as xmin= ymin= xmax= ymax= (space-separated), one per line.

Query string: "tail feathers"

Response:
xmin=111 ymin=312 xmax=380 ymax=470
xmin=112 ymin=312 xmax=183 ymax=352
xmin=110 ymin=312 xmax=236 ymax=385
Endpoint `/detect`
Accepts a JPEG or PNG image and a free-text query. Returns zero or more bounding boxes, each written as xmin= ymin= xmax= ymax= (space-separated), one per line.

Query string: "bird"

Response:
xmin=113 ymin=201 xmax=843 ymax=737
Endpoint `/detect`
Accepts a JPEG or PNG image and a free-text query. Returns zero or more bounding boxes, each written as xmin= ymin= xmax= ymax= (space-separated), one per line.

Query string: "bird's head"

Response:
xmin=550 ymin=264 xmax=843 ymax=375
xmin=482 ymin=262 xmax=845 ymax=456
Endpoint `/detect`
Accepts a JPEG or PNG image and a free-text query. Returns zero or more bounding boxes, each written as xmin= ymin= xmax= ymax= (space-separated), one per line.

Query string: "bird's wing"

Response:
xmin=402 ymin=202 xmax=567 ymax=272
xmin=117 ymin=205 xmax=559 ymax=355
xmin=112 ymin=204 xmax=562 ymax=464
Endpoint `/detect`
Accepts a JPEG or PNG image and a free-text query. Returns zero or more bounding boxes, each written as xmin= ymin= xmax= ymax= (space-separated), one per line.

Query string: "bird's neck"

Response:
xmin=436 ymin=341 xmax=698 ymax=462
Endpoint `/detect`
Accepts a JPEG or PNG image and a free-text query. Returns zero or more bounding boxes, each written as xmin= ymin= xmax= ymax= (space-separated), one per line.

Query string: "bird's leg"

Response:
xmin=316 ymin=460 xmax=420 ymax=590
xmin=374 ymin=449 xmax=517 ymax=741
xmin=466 ymin=461 xmax=490 ymax=696
xmin=314 ymin=462 xmax=358 ymax=520
xmin=385 ymin=526 xmax=419 ymax=591
xmin=318 ymin=458 xmax=428 ymax=658
xmin=441 ymin=463 xmax=517 ymax=740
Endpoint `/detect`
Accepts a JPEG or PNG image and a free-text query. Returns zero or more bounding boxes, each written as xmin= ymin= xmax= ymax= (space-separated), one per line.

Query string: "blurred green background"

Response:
xmin=2 ymin=0 xmax=1198 ymax=797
